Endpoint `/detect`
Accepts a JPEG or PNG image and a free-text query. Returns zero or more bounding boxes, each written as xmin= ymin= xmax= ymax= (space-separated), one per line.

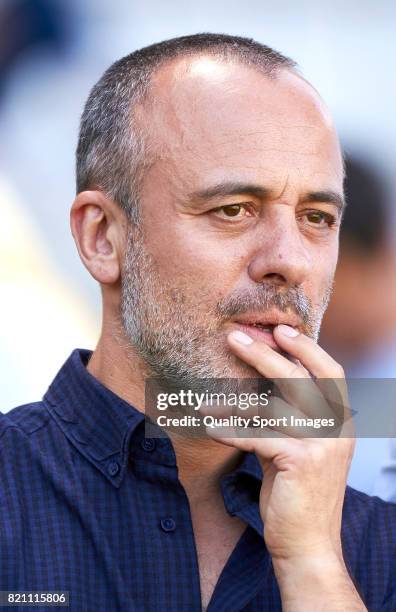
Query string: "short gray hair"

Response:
xmin=76 ymin=33 xmax=297 ymax=224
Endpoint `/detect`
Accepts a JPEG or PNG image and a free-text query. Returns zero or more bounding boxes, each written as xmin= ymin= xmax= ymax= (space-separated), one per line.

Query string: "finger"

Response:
xmin=259 ymin=395 xmax=342 ymax=437
xmin=227 ymin=330 xmax=311 ymax=379
xmin=227 ymin=330 xmax=334 ymax=418
xmin=201 ymin=395 xmax=341 ymax=438
xmin=206 ymin=425 xmax=297 ymax=456
xmin=273 ymin=325 xmax=346 ymax=380
xmin=271 ymin=377 xmax=335 ymax=420
xmin=272 ymin=327 xmax=349 ymax=421
xmin=314 ymin=377 xmax=351 ymax=424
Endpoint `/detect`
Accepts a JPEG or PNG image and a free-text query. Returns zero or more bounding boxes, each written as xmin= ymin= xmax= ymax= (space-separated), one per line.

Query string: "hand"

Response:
xmin=206 ymin=324 xmax=365 ymax=610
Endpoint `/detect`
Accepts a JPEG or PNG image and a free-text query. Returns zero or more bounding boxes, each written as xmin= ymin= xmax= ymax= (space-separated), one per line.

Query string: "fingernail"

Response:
xmin=229 ymin=330 xmax=254 ymax=345
xmin=277 ymin=324 xmax=299 ymax=337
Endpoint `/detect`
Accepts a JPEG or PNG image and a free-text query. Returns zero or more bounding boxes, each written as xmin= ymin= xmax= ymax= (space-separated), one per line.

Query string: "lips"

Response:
xmin=234 ymin=322 xmax=278 ymax=347
xmin=230 ymin=313 xmax=301 ymax=349
xmin=245 ymin=322 xmax=275 ymax=332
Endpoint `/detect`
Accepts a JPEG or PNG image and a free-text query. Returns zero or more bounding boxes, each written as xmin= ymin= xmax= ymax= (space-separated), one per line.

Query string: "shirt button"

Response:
xmin=141 ymin=438 xmax=156 ymax=452
xmin=107 ymin=461 xmax=120 ymax=476
xmin=160 ymin=517 xmax=176 ymax=532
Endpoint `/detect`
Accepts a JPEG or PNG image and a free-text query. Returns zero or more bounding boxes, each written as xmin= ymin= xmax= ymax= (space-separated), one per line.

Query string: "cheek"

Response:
xmin=308 ymin=256 xmax=337 ymax=307
xmin=296 ymin=234 xmax=336 ymax=295
xmin=146 ymin=223 xmax=247 ymax=288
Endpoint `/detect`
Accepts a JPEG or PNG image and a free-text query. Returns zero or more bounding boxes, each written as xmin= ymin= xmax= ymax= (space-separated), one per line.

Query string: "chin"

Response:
xmin=225 ymin=358 xmax=263 ymax=380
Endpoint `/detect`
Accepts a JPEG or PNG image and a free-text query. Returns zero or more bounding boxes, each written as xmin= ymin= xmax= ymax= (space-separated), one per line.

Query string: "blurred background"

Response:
xmin=1 ymin=0 xmax=396 ymax=497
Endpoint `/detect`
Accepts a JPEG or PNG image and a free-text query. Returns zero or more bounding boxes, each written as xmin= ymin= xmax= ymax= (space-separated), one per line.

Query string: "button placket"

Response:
xmin=141 ymin=438 xmax=156 ymax=452
xmin=160 ymin=517 xmax=176 ymax=532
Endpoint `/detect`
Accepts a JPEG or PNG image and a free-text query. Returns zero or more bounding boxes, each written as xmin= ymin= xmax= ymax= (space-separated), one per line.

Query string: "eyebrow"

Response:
xmin=302 ymin=190 xmax=346 ymax=211
xmin=187 ymin=182 xmax=272 ymax=202
xmin=187 ymin=181 xmax=346 ymax=212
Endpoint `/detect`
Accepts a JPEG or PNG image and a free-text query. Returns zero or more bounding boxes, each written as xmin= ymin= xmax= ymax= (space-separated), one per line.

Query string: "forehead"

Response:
xmin=140 ymin=56 xmax=343 ymax=193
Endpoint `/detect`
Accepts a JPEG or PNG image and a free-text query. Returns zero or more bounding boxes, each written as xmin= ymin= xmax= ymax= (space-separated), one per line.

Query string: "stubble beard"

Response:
xmin=120 ymin=225 xmax=333 ymax=387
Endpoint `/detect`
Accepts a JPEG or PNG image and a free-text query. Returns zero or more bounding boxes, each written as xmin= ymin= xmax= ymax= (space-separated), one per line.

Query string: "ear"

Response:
xmin=70 ymin=190 xmax=127 ymax=284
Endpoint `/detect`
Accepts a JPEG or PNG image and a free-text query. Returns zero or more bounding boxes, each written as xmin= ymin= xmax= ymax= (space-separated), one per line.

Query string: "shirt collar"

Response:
xmin=221 ymin=451 xmax=264 ymax=536
xmin=43 ymin=349 xmax=264 ymax=504
xmin=44 ymin=349 xmax=145 ymax=488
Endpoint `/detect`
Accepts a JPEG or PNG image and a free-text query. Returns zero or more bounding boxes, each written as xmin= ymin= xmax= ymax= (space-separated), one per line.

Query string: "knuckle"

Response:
xmin=287 ymin=362 xmax=309 ymax=379
xmin=250 ymin=343 xmax=272 ymax=368
xmin=330 ymin=437 xmax=354 ymax=461
xmin=331 ymin=362 xmax=345 ymax=378
xmin=341 ymin=436 xmax=355 ymax=457
xmin=250 ymin=342 xmax=268 ymax=358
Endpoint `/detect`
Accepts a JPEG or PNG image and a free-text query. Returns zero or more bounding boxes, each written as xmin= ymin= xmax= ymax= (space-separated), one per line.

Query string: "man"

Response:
xmin=1 ymin=33 xmax=395 ymax=611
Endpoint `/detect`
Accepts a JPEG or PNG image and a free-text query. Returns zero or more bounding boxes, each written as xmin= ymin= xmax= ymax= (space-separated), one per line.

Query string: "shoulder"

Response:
xmin=0 ymin=401 xmax=51 ymax=441
xmin=343 ymin=484 xmax=396 ymax=526
xmin=342 ymin=485 xmax=396 ymax=548
xmin=0 ymin=403 xmax=55 ymax=568
xmin=342 ymin=485 xmax=396 ymax=606
xmin=0 ymin=401 xmax=53 ymax=471
xmin=0 ymin=400 xmax=69 ymax=519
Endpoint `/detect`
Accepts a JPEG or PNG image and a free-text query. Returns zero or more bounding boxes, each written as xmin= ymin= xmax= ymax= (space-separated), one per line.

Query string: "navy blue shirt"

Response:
xmin=1 ymin=349 xmax=396 ymax=611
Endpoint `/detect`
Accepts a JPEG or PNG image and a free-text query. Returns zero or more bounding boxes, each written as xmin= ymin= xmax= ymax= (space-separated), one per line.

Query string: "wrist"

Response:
xmin=272 ymin=549 xmax=345 ymax=583
xmin=272 ymin=551 xmax=366 ymax=611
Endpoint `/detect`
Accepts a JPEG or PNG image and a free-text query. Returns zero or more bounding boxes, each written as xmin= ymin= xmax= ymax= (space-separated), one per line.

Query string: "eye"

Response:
xmin=303 ymin=210 xmax=337 ymax=227
xmin=213 ymin=203 xmax=253 ymax=220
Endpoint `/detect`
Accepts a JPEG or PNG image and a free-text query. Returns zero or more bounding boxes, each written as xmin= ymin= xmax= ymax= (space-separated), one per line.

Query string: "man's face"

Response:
xmin=121 ymin=57 xmax=344 ymax=383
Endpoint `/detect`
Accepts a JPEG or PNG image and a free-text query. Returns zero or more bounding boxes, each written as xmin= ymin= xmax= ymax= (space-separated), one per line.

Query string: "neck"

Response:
xmin=87 ymin=317 xmax=243 ymax=497
xmin=87 ymin=327 xmax=148 ymax=412
xmin=170 ymin=433 xmax=243 ymax=498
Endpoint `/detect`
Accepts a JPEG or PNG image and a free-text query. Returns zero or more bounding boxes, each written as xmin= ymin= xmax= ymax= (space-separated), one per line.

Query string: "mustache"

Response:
xmin=215 ymin=283 xmax=313 ymax=326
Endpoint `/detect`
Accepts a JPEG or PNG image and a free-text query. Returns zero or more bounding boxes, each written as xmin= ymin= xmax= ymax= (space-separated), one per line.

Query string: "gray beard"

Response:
xmin=120 ymin=225 xmax=332 ymax=387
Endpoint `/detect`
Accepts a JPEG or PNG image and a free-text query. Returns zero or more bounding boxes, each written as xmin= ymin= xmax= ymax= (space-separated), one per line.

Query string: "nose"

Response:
xmin=247 ymin=210 xmax=313 ymax=287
